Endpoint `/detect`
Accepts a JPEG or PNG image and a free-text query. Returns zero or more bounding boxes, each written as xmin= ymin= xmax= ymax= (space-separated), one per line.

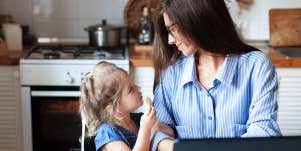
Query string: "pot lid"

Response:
xmin=86 ymin=19 xmax=119 ymax=31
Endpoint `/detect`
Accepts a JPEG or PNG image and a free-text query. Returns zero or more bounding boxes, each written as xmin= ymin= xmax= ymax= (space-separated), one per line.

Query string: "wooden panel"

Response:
xmin=134 ymin=44 xmax=153 ymax=53
xmin=269 ymin=9 xmax=301 ymax=47
xmin=130 ymin=46 xmax=153 ymax=66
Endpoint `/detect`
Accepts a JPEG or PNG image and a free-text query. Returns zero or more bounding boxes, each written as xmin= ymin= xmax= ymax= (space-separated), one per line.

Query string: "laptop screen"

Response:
xmin=173 ymin=136 xmax=301 ymax=151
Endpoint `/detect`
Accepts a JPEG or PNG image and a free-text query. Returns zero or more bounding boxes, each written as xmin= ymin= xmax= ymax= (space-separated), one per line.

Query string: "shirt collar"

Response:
xmin=180 ymin=55 xmax=196 ymax=86
xmin=180 ymin=54 xmax=239 ymax=87
xmin=216 ymin=54 xmax=238 ymax=85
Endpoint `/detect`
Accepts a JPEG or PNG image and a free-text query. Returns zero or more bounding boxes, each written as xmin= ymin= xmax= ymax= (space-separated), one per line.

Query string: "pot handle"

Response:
xmin=84 ymin=27 xmax=89 ymax=32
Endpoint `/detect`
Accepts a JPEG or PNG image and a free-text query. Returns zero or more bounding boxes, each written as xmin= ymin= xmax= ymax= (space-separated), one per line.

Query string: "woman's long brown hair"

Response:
xmin=152 ymin=0 xmax=258 ymax=89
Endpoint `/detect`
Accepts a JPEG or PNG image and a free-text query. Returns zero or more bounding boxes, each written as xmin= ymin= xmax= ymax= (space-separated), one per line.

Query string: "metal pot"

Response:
xmin=84 ymin=20 xmax=121 ymax=47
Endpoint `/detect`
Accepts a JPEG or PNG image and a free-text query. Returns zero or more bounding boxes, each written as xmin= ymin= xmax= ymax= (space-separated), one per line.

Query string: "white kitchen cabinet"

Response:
xmin=130 ymin=66 xmax=154 ymax=112
xmin=0 ymin=66 xmax=22 ymax=151
xmin=277 ymin=68 xmax=301 ymax=136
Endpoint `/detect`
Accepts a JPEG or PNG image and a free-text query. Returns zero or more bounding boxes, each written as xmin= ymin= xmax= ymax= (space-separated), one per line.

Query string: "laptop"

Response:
xmin=173 ymin=136 xmax=301 ymax=151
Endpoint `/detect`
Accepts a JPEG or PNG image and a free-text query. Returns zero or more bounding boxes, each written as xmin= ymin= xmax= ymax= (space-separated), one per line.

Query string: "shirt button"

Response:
xmin=208 ymin=116 xmax=213 ymax=120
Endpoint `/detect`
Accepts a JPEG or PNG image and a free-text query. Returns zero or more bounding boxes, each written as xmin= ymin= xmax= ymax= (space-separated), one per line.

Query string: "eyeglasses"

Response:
xmin=166 ymin=22 xmax=177 ymax=38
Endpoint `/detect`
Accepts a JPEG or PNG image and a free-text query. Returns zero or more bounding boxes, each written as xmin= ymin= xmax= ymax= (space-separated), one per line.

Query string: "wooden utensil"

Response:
xmin=269 ymin=9 xmax=301 ymax=47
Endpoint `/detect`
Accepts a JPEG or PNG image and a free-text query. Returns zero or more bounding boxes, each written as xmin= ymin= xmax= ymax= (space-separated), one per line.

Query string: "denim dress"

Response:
xmin=94 ymin=113 xmax=143 ymax=150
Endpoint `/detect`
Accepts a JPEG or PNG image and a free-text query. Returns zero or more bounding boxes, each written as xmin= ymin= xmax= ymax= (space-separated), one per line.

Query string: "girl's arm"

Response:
xmin=145 ymin=97 xmax=175 ymax=138
xmin=132 ymin=106 xmax=157 ymax=151
xmin=101 ymin=107 xmax=157 ymax=151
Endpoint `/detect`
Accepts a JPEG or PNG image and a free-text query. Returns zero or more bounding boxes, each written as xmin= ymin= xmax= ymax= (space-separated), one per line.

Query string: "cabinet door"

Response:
xmin=277 ymin=68 xmax=301 ymax=136
xmin=0 ymin=66 xmax=21 ymax=151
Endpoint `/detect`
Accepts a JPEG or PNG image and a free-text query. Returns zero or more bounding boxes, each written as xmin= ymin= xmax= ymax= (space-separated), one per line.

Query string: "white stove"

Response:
xmin=20 ymin=44 xmax=130 ymax=86
xmin=19 ymin=44 xmax=130 ymax=151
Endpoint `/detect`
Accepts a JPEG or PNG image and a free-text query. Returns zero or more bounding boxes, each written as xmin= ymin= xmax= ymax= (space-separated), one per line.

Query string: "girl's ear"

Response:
xmin=105 ymin=104 xmax=114 ymax=114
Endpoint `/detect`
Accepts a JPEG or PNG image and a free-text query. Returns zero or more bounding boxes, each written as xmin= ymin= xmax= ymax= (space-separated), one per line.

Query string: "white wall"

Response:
xmin=229 ymin=0 xmax=301 ymax=41
xmin=0 ymin=0 xmax=300 ymax=40
xmin=0 ymin=0 xmax=127 ymax=39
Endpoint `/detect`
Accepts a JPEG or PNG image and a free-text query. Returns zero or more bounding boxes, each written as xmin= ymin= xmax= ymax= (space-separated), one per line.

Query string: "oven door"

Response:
xmin=21 ymin=86 xmax=82 ymax=151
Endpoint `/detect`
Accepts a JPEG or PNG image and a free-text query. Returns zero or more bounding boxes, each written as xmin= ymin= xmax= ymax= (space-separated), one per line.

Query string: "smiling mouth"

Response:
xmin=176 ymin=42 xmax=182 ymax=49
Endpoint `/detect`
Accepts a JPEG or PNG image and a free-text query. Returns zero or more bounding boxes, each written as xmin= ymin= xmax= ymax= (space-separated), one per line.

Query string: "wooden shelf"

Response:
xmin=134 ymin=44 xmax=153 ymax=53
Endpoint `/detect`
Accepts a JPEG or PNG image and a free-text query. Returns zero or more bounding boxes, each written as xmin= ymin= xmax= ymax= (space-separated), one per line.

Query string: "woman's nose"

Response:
xmin=168 ymin=33 xmax=176 ymax=45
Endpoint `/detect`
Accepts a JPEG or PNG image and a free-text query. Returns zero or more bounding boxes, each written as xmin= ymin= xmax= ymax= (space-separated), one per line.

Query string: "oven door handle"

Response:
xmin=31 ymin=91 xmax=81 ymax=97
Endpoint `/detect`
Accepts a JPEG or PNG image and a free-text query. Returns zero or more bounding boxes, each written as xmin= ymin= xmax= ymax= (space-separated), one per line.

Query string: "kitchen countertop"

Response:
xmin=130 ymin=45 xmax=153 ymax=66
xmin=0 ymin=50 xmax=24 ymax=65
xmin=253 ymin=43 xmax=301 ymax=67
xmin=1 ymin=43 xmax=300 ymax=67
xmin=0 ymin=44 xmax=34 ymax=65
xmin=130 ymin=42 xmax=301 ymax=67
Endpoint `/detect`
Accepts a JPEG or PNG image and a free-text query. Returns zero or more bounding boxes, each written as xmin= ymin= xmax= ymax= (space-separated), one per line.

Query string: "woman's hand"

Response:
xmin=155 ymin=122 xmax=175 ymax=138
xmin=140 ymin=106 xmax=157 ymax=131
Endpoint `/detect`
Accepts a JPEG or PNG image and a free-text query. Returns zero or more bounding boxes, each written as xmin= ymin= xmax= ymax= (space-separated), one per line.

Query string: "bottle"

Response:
xmin=138 ymin=7 xmax=153 ymax=45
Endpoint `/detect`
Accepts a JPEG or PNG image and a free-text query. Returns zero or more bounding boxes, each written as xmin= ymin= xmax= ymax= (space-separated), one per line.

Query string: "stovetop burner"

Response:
xmin=44 ymin=52 xmax=61 ymax=59
xmin=24 ymin=44 xmax=127 ymax=60
xmin=94 ymin=51 xmax=107 ymax=59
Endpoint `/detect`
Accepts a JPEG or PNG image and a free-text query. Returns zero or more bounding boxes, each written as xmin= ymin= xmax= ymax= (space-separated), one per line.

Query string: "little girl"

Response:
xmin=79 ymin=61 xmax=174 ymax=151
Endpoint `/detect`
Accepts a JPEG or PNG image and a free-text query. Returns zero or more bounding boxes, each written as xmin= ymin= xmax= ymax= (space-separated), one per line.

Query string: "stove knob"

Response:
xmin=66 ymin=72 xmax=75 ymax=84
xmin=66 ymin=76 xmax=75 ymax=84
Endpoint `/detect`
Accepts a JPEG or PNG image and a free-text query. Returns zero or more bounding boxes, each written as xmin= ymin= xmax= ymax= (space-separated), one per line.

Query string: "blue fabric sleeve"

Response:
xmin=94 ymin=124 xmax=122 ymax=150
xmin=151 ymin=77 xmax=176 ymax=151
xmin=243 ymin=53 xmax=281 ymax=137
xmin=151 ymin=131 xmax=173 ymax=151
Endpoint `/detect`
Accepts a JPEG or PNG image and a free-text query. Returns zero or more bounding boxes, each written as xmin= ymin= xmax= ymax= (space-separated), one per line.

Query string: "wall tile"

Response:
xmin=15 ymin=0 xmax=32 ymax=18
xmin=32 ymin=0 xmax=77 ymax=19
xmin=33 ymin=19 xmax=77 ymax=38
xmin=78 ymin=0 xmax=126 ymax=22
xmin=233 ymin=0 xmax=301 ymax=40
xmin=1 ymin=0 xmax=300 ymax=39
xmin=0 ymin=0 xmax=16 ymax=17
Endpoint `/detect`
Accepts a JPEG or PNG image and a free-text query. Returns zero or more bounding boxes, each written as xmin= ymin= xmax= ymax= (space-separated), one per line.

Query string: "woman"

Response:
xmin=151 ymin=0 xmax=281 ymax=151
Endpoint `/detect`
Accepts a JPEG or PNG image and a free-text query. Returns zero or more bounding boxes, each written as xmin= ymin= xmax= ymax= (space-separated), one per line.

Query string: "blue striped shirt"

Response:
xmin=151 ymin=51 xmax=281 ymax=151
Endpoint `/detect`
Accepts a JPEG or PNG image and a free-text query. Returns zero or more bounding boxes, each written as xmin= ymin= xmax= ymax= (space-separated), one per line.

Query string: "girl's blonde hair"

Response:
xmin=79 ymin=61 xmax=127 ymax=136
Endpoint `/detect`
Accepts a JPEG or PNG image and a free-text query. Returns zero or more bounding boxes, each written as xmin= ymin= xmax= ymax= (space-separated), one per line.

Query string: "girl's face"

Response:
xmin=118 ymin=72 xmax=143 ymax=113
xmin=163 ymin=12 xmax=198 ymax=56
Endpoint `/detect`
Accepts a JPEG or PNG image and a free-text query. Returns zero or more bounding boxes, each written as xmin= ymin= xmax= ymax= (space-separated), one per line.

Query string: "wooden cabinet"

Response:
xmin=277 ymin=68 xmax=301 ymax=136
xmin=0 ymin=66 xmax=21 ymax=151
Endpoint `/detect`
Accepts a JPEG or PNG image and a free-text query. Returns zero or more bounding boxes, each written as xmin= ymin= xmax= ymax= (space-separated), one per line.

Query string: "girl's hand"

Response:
xmin=140 ymin=106 xmax=157 ymax=130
